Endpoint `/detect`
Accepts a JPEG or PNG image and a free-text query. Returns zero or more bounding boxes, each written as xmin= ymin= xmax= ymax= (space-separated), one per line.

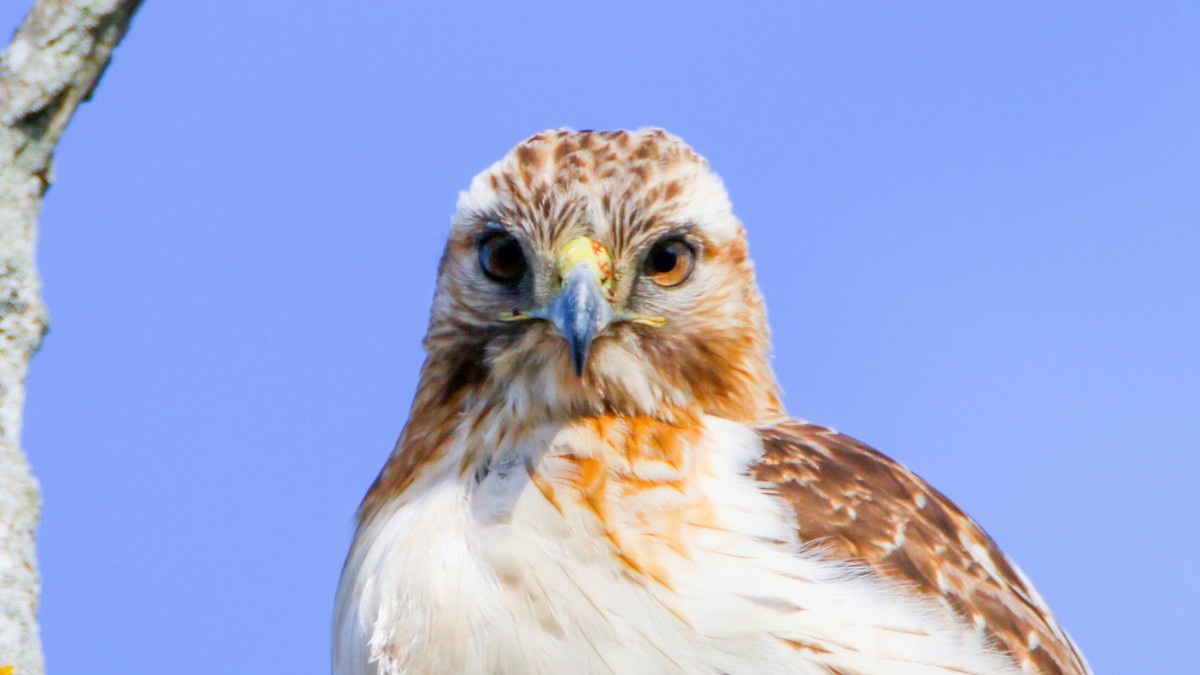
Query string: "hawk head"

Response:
xmin=419 ymin=129 xmax=783 ymax=426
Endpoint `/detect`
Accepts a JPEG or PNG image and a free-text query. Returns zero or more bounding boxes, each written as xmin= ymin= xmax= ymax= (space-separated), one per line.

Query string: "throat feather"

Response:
xmin=517 ymin=410 xmax=709 ymax=589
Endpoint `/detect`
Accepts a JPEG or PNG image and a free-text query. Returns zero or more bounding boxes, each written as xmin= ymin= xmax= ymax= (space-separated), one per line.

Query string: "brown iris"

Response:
xmin=479 ymin=232 xmax=527 ymax=284
xmin=644 ymin=238 xmax=695 ymax=287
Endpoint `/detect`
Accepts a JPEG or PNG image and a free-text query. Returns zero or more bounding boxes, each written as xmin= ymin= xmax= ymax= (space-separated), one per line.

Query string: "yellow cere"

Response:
xmin=556 ymin=237 xmax=615 ymax=296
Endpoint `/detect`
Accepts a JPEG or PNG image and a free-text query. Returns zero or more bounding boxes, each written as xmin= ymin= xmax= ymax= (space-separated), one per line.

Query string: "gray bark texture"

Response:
xmin=0 ymin=1 xmax=141 ymax=672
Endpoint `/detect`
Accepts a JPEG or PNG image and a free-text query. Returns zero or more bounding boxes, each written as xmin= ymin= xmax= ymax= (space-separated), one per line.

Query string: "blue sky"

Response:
xmin=7 ymin=2 xmax=1198 ymax=672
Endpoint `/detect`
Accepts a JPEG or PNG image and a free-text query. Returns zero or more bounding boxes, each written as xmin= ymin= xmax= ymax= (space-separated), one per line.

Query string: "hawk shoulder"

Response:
xmin=751 ymin=419 xmax=1090 ymax=675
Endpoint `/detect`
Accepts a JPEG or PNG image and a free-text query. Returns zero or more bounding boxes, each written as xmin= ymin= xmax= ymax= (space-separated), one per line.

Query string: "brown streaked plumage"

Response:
xmin=754 ymin=420 xmax=1090 ymax=674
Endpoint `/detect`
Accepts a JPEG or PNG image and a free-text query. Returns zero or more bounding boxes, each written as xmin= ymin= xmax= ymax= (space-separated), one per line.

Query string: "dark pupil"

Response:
xmin=485 ymin=238 xmax=525 ymax=280
xmin=492 ymin=242 xmax=520 ymax=271
xmin=652 ymin=245 xmax=679 ymax=273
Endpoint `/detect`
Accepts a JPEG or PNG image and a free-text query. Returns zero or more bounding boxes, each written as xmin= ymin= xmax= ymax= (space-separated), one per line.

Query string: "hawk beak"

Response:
xmin=548 ymin=238 xmax=615 ymax=377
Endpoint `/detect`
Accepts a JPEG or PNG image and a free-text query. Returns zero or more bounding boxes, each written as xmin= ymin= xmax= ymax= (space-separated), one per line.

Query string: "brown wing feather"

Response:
xmin=752 ymin=419 xmax=1090 ymax=675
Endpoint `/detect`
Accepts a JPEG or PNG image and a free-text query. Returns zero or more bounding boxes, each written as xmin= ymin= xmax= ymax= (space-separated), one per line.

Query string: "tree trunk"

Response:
xmin=0 ymin=1 xmax=141 ymax=671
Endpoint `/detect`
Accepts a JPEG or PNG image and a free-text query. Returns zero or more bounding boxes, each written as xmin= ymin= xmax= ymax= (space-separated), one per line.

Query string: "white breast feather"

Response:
xmin=334 ymin=417 xmax=1021 ymax=675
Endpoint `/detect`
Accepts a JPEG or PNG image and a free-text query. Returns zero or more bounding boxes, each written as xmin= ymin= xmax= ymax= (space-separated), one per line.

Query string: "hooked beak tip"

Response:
xmin=549 ymin=266 xmax=612 ymax=379
xmin=570 ymin=339 xmax=589 ymax=378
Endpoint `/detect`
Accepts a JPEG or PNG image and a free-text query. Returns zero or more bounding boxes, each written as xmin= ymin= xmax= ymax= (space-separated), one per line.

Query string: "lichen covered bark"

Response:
xmin=0 ymin=1 xmax=141 ymax=671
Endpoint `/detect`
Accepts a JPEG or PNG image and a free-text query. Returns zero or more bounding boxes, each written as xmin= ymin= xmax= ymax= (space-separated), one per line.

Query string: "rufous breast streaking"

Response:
xmin=334 ymin=129 xmax=1091 ymax=675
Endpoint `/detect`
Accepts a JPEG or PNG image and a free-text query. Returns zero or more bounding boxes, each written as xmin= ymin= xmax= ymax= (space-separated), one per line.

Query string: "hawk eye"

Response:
xmin=644 ymin=238 xmax=695 ymax=287
xmin=479 ymin=232 xmax=527 ymax=284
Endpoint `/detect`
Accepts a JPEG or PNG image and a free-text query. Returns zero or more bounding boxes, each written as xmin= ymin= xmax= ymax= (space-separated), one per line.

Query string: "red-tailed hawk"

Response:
xmin=334 ymin=129 xmax=1090 ymax=674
